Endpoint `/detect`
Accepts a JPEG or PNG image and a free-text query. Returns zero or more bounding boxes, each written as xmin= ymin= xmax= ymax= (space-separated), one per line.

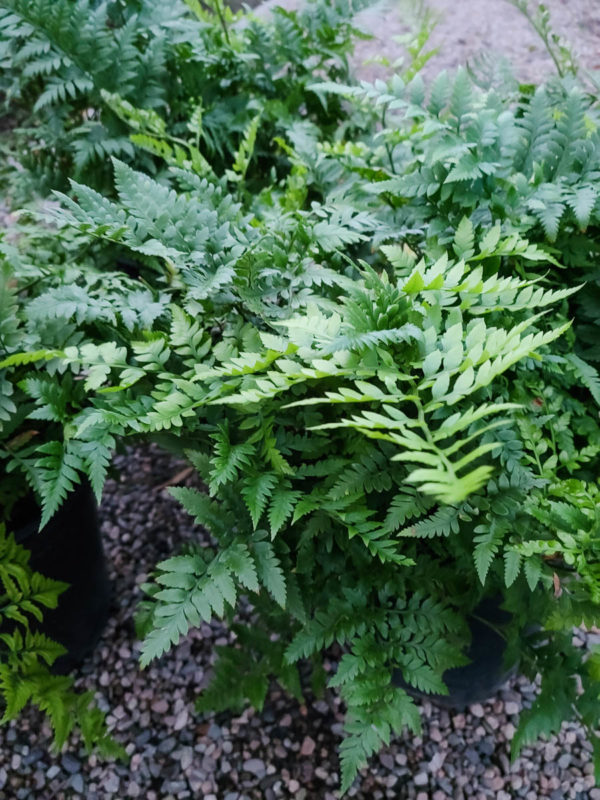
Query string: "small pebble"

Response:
xmin=300 ymin=736 xmax=316 ymax=756
xmin=158 ymin=737 xmax=177 ymax=754
xmin=379 ymin=753 xmax=395 ymax=770
xmin=174 ymin=710 xmax=189 ymax=731
xmin=61 ymin=755 xmax=80 ymax=774
xmin=243 ymin=759 xmax=266 ymax=778
xmin=501 ymin=723 xmax=516 ymax=740
xmin=70 ymin=774 xmax=84 ymax=794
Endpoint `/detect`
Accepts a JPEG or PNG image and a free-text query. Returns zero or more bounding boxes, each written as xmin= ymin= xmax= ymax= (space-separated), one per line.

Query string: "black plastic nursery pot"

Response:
xmin=11 ymin=484 xmax=111 ymax=674
xmin=392 ymin=596 xmax=516 ymax=709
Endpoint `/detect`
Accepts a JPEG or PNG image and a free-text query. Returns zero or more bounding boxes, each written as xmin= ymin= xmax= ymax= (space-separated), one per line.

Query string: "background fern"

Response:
xmin=0 ymin=523 xmax=122 ymax=757
xmin=0 ymin=0 xmax=374 ymax=196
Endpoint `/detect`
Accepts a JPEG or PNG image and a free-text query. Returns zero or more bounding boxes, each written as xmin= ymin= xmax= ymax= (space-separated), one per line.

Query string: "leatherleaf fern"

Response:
xmin=0 ymin=229 xmax=171 ymax=526
xmin=42 ymin=193 xmax=600 ymax=789
xmin=308 ymin=66 xmax=600 ymax=362
xmin=0 ymin=0 xmax=373 ymax=194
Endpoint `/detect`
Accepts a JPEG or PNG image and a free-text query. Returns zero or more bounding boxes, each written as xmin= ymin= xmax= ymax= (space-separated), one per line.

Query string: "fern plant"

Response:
xmin=0 ymin=522 xmax=122 ymax=757
xmin=30 ymin=152 xmax=600 ymax=790
xmin=0 ymin=0 xmax=177 ymax=192
xmin=0 ymin=223 xmax=174 ymax=525
xmin=0 ymin=0 xmax=373 ymax=196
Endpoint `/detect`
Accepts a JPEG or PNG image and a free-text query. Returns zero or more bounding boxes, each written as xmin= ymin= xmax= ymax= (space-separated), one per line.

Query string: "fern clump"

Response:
xmin=309 ymin=64 xmax=600 ymax=359
xmin=33 ymin=154 xmax=600 ymax=790
xmin=0 ymin=0 xmax=372 ymax=195
xmin=0 ymin=523 xmax=122 ymax=757
xmin=0 ymin=229 xmax=171 ymax=526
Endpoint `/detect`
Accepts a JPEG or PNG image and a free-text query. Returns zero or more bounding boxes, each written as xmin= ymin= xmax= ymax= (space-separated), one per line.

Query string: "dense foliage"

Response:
xmin=0 ymin=0 xmax=371 ymax=194
xmin=2 ymin=0 xmax=600 ymax=792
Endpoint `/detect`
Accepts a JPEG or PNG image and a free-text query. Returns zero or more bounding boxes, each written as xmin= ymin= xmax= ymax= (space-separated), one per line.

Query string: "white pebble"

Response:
xmin=173 ymin=710 xmax=188 ymax=730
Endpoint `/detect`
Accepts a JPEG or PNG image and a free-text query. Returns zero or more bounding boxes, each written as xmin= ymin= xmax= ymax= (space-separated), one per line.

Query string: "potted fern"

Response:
xmin=0 ymin=245 xmax=125 ymax=756
xmin=0 ymin=520 xmax=123 ymax=758
xmin=0 ymin=243 xmax=114 ymax=671
xmin=45 ymin=153 xmax=600 ymax=791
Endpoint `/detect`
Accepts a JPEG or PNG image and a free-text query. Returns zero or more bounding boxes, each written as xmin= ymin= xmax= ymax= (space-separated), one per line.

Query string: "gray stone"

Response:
xmin=379 ymin=753 xmax=395 ymax=770
xmin=208 ymin=724 xmax=222 ymax=740
xmin=163 ymin=779 xmax=187 ymax=793
xmin=69 ymin=774 xmax=85 ymax=794
xmin=243 ymin=758 xmax=266 ymax=778
xmin=104 ymin=773 xmax=120 ymax=793
xmin=158 ymin=736 xmax=177 ymax=754
xmin=414 ymin=772 xmax=428 ymax=786
xmin=61 ymin=754 xmax=81 ymax=774
xmin=478 ymin=738 xmax=495 ymax=757
xmin=437 ymin=778 xmax=454 ymax=794
xmin=24 ymin=748 xmax=43 ymax=766
xmin=33 ymin=771 xmax=46 ymax=790
xmin=179 ymin=747 xmax=194 ymax=771
xmin=173 ymin=709 xmax=189 ymax=730
xmin=429 ymin=751 xmax=445 ymax=772
xmin=135 ymin=730 xmax=151 ymax=746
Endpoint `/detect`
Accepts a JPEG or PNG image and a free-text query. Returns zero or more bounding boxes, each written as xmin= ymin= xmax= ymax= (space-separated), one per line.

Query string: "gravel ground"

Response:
xmin=3 ymin=1 xmax=600 ymax=798
xmin=354 ymin=0 xmax=600 ymax=83
xmin=1 ymin=446 xmax=600 ymax=799
xmin=259 ymin=0 xmax=600 ymax=82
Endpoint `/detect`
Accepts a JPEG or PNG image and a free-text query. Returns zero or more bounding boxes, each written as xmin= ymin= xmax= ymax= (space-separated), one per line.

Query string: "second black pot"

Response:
xmin=11 ymin=484 xmax=111 ymax=673
xmin=392 ymin=596 xmax=516 ymax=709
